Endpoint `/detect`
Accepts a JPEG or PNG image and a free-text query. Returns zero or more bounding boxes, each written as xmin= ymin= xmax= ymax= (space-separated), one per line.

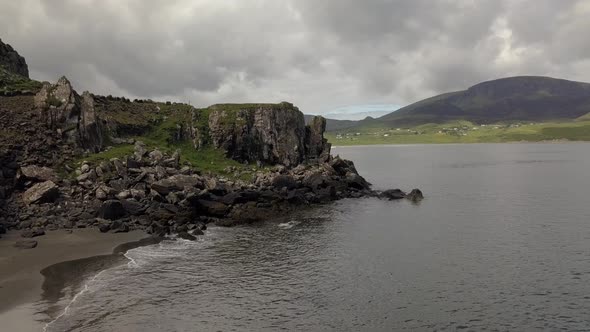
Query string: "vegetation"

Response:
xmin=77 ymin=99 xmax=268 ymax=180
xmin=327 ymin=120 xmax=590 ymax=145
xmin=330 ymin=76 xmax=590 ymax=133
xmin=0 ymin=65 xmax=43 ymax=94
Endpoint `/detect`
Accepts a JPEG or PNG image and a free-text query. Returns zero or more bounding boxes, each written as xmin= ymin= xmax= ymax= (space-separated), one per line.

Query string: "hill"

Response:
xmin=304 ymin=114 xmax=361 ymax=131
xmin=342 ymin=76 xmax=590 ymax=131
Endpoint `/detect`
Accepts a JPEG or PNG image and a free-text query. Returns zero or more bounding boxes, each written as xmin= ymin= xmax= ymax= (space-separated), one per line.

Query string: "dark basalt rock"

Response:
xmin=191 ymin=228 xmax=204 ymax=236
xmin=381 ymin=189 xmax=406 ymax=200
xmin=195 ymin=199 xmax=229 ymax=217
xmin=0 ymin=39 xmax=29 ymax=77
xmin=97 ymin=200 xmax=127 ymax=220
xmin=121 ymin=199 xmax=146 ymax=216
xmin=178 ymin=231 xmax=196 ymax=241
xmin=272 ymin=175 xmax=298 ymax=190
xmin=406 ymin=189 xmax=424 ymax=202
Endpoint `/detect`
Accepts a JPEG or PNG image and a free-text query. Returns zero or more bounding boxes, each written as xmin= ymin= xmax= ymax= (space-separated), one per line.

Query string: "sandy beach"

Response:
xmin=0 ymin=228 xmax=151 ymax=331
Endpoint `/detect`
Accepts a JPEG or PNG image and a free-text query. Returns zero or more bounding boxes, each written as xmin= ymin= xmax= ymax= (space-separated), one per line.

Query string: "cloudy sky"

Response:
xmin=1 ymin=0 xmax=590 ymax=119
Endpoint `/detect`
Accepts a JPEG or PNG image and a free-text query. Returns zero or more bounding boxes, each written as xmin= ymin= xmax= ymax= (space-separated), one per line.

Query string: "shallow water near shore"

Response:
xmin=42 ymin=143 xmax=590 ymax=331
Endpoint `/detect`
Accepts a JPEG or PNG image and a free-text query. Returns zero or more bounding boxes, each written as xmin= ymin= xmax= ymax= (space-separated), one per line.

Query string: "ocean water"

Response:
xmin=42 ymin=143 xmax=590 ymax=331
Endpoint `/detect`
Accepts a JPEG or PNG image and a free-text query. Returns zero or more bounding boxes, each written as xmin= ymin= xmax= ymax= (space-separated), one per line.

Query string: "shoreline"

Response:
xmin=331 ymin=140 xmax=590 ymax=148
xmin=0 ymin=228 xmax=156 ymax=331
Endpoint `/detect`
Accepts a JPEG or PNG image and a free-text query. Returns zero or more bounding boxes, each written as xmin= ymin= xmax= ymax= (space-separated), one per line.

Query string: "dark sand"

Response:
xmin=0 ymin=229 xmax=154 ymax=331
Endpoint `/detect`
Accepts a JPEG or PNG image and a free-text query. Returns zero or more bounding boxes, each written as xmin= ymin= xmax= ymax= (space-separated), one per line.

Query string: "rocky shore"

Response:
xmin=1 ymin=139 xmax=422 ymax=245
xmin=0 ymin=39 xmax=422 ymax=249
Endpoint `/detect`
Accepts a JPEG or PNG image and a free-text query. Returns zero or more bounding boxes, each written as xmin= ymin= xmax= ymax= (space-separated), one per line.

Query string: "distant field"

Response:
xmin=326 ymin=120 xmax=590 ymax=145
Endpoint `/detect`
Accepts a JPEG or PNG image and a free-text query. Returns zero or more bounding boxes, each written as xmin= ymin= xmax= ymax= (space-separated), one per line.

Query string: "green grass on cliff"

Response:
xmin=67 ymin=101 xmax=290 ymax=181
xmin=327 ymin=120 xmax=590 ymax=145
xmin=0 ymin=66 xmax=43 ymax=94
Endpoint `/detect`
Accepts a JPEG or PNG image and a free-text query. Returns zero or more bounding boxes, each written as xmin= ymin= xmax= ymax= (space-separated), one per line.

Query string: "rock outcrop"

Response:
xmin=0 ymin=39 xmax=28 ymax=78
xmin=208 ymin=103 xmax=307 ymax=167
xmin=34 ymin=77 xmax=103 ymax=152
xmin=207 ymin=103 xmax=332 ymax=166
xmin=305 ymin=116 xmax=331 ymax=162
xmin=0 ymin=42 xmax=423 ymax=242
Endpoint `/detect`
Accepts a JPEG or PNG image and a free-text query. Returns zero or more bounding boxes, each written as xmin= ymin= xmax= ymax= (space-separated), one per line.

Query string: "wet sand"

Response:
xmin=0 ymin=228 xmax=153 ymax=331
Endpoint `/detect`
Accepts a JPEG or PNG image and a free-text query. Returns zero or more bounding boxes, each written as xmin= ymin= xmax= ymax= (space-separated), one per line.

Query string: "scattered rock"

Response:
xmin=97 ymin=200 xmax=127 ymax=220
xmin=22 ymin=181 xmax=59 ymax=205
xmin=381 ymin=189 xmax=406 ymax=200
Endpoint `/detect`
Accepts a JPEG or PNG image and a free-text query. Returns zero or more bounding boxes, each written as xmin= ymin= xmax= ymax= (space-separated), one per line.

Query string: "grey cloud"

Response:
xmin=1 ymin=0 xmax=589 ymax=115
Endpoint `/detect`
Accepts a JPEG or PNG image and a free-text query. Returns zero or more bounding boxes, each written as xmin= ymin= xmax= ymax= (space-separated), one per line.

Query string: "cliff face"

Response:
xmin=34 ymin=77 xmax=104 ymax=153
xmin=207 ymin=103 xmax=331 ymax=167
xmin=208 ymin=103 xmax=301 ymax=167
xmin=0 ymin=39 xmax=29 ymax=78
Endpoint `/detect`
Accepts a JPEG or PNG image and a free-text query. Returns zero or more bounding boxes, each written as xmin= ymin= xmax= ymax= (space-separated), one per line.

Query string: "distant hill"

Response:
xmin=342 ymin=76 xmax=590 ymax=131
xmin=304 ymin=114 xmax=362 ymax=131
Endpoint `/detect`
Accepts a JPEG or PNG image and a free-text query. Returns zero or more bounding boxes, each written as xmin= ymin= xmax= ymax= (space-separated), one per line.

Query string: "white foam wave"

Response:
xmin=43 ymin=269 xmax=106 ymax=332
xmin=278 ymin=220 xmax=300 ymax=229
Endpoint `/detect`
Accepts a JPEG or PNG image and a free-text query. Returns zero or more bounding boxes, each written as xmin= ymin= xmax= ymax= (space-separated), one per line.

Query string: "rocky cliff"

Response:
xmin=0 ymin=39 xmax=28 ymax=78
xmin=0 ymin=44 xmax=421 ymax=242
xmin=207 ymin=103 xmax=331 ymax=167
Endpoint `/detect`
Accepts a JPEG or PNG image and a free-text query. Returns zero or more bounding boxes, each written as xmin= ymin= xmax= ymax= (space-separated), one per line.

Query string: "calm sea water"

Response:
xmin=44 ymin=143 xmax=590 ymax=331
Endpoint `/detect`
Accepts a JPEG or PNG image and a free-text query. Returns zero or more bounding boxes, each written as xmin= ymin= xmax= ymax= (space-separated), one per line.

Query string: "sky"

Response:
xmin=1 ymin=0 xmax=590 ymax=119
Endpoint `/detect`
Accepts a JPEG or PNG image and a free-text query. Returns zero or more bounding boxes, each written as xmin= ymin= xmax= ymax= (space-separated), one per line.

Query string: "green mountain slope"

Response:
xmin=366 ymin=76 xmax=590 ymax=128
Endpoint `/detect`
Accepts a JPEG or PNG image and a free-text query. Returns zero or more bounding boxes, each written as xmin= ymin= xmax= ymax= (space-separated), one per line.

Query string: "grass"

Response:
xmin=59 ymin=101 xmax=293 ymax=181
xmin=74 ymin=144 xmax=135 ymax=165
xmin=0 ymin=66 xmax=43 ymax=94
xmin=327 ymin=120 xmax=590 ymax=145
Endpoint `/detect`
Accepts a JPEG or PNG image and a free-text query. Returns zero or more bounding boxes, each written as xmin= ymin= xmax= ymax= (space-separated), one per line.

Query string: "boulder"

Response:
xmin=121 ymin=199 xmax=146 ymax=216
xmin=195 ymin=199 xmax=229 ymax=217
xmin=149 ymin=149 xmax=164 ymax=163
xmin=19 ymin=165 xmax=57 ymax=182
xmin=22 ymin=181 xmax=59 ymax=205
xmin=14 ymin=240 xmax=38 ymax=249
xmin=178 ymin=231 xmax=196 ymax=241
xmin=271 ymin=174 xmax=298 ymax=190
xmin=134 ymin=141 xmax=147 ymax=160
xmin=97 ymin=200 xmax=127 ymax=220
xmin=345 ymin=172 xmax=370 ymax=190
xmin=151 ymin=175 xmax=200 ymax=195
xmin=220 ymin=191 xmax=260 ymax=205
xmin=381 ymin=189 xmax=406 ymax=200
xmin=21 ymin=227 xmax=45 ymax=238
xmin=406 ymin=189 xmax=424 ymax=202
xmin=148 ymin=221 xmax=168 ymax=237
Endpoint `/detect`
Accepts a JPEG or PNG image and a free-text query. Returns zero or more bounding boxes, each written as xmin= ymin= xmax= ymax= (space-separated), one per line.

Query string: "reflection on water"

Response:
xmin=45 ymin=143 xmax=590 ymax=331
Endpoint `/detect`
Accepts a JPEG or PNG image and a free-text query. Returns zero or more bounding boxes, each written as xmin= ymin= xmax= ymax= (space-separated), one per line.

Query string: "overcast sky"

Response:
xmin=2 ymin=0 xmax=590 ymax=118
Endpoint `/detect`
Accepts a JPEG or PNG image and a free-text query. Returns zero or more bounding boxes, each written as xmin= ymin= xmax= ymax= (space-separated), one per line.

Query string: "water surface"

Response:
xmin=44 ymin=143 xmax=590 ymax=331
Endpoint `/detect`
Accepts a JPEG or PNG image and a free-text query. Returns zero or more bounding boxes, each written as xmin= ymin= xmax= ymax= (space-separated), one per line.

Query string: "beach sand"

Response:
xmin=0 ymin=228 xmax=153 ymax=331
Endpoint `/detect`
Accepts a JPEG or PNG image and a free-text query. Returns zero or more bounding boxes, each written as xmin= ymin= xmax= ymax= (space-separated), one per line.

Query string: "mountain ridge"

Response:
xmin=328 ymin=76 xmax=590 ymax=131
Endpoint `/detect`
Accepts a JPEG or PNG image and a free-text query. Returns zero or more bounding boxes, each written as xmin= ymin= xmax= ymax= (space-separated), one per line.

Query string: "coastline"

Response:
xmin=0 ymin=228 xmax=155 ymax=331
xmin=331 ymin=140 xmax=589 ymax=148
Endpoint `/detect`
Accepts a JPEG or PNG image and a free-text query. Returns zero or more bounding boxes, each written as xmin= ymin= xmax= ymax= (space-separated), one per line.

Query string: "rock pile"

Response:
xmin=2 ymin=141 xmax=378 ymax=241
